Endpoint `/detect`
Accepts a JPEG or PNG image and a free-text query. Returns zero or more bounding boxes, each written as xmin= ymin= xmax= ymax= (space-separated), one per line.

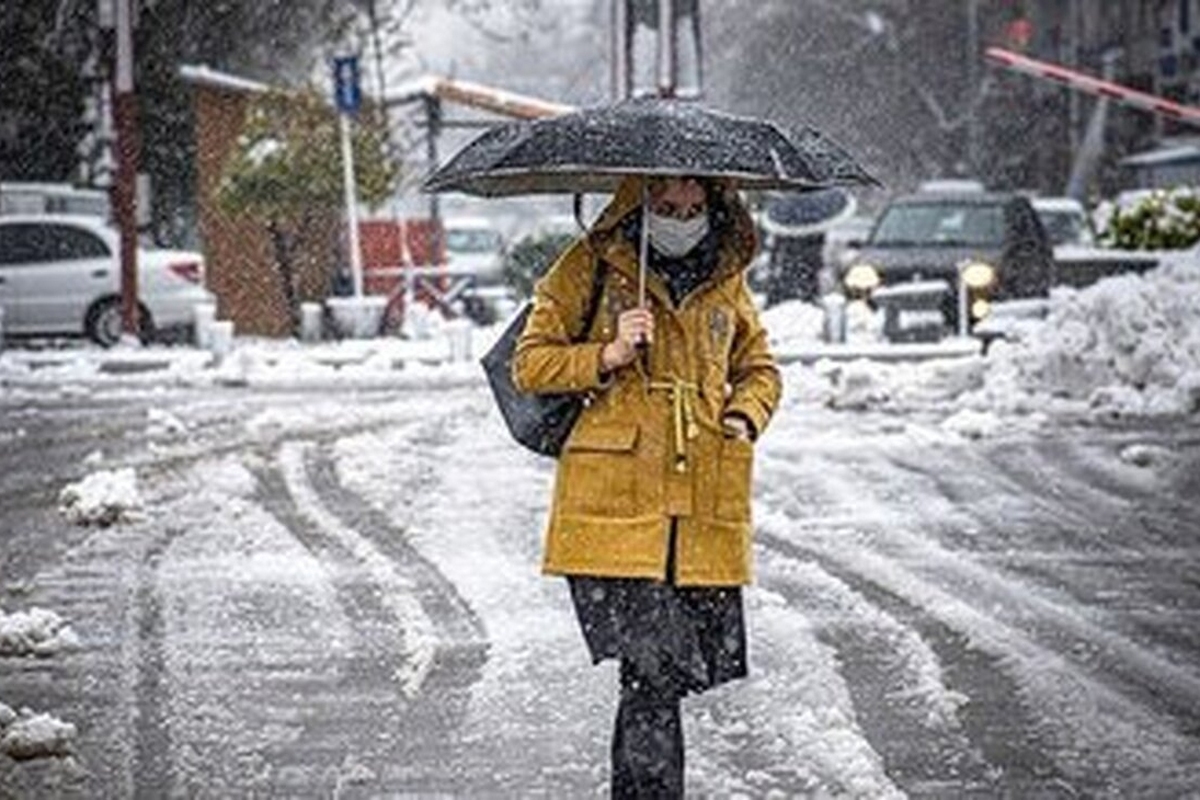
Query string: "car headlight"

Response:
xmin=971 ymin=298 xmax=992 ymax=320
xmin=844 ymin=263 xmax=881 ymax=292
xmin=960 ymin=260 xmax=996 ymax=290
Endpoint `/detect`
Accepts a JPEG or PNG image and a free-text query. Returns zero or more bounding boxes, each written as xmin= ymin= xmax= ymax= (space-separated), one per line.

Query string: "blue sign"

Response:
xmin=333 ymin=56 xmax=361 ymax=115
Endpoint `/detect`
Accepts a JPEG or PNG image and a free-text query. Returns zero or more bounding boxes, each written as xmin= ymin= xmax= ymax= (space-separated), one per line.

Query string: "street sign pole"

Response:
xmin=334 ymin=56 xmax=365 ymax=299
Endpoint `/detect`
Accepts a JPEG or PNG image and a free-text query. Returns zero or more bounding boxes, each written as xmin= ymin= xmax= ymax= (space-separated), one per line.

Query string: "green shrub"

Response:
xmin=501 ymin=232 xmax=576 ymax=298
xmin=1097 ymin=187 xmax=1200 ymax=250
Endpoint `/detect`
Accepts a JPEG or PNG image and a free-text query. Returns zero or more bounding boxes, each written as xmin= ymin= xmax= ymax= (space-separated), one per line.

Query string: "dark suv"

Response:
xmin=840 ymin=190 xmax=1054 ymax=342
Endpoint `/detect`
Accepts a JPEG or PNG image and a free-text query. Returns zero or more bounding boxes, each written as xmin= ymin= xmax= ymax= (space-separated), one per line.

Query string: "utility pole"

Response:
xmin=965 ymin=0 xmax=979 ymax=176
xmin=1067 ymin=0 xmax=1081 ymax=153
xmin=110 ymin=0 xmax=140 ymax=341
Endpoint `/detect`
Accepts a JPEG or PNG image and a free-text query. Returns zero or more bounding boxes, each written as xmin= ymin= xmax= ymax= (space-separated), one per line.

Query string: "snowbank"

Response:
xmin=0 ymin=607 xmax=79 ymax=657
xmin=0 ymin=704 xmax=76 ymax=760
xmin=972 ymin=249 xmax=1200 ymax=418
xmin=57 ymin=467 xmax=144 ymax=526
xmin=782 ymin=248 xmax=1199 ymax=426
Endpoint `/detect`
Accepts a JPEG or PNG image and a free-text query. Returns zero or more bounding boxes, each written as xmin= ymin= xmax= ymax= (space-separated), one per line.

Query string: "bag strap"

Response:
xmin=571 ymin=257 xmax=610 ymax=344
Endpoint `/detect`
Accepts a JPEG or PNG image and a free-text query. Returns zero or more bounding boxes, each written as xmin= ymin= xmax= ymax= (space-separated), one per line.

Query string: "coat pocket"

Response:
xmin=559 ymin=423 xmax=641 ymax=517
xmin=565 ymin=423 xmax=639 ymax=453
xmin=715 ymin=437 xmax=753 ymax=521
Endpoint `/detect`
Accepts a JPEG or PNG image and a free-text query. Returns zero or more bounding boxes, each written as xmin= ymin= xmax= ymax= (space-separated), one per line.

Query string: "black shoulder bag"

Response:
xmin=480 ymin=258 xmax=610 ymax=457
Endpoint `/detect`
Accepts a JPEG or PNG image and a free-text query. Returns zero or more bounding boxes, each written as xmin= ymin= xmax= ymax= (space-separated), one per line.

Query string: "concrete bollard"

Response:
xmin=209 ymin=320 xmax=234 ymax=359
xmin=822 ymin=293 xmax=847 ymax=343
xmin=193 ymin=302 xmax=216 ymax=349
xmin=300 ymin=302 xmax=323 ymax=343
xmin=446 ymin=319 xmax=473 ymax=362
xmin=325 ymin=296 xmax=387 ymax=339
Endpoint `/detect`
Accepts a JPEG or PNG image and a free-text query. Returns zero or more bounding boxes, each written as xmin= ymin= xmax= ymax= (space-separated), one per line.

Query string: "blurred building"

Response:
xmin=1023 ymin=0 xmax=1200 ymax=188
xmin=181 ymin=66 xmax=340 ymax=338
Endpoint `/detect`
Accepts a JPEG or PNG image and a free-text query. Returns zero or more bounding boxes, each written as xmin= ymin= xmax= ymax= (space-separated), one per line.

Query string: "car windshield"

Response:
xmin=1037 ymin=210 xmax=1090 ymax=246
xmin=446 ymin=228 xmax=502 ymax=253
xmin=871 ymin=202 xmax=1005 ymax=247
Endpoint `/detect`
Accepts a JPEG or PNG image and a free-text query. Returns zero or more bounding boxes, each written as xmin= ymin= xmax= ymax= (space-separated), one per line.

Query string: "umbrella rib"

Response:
xmin=768 ymin=147 xmax=787 ymax=179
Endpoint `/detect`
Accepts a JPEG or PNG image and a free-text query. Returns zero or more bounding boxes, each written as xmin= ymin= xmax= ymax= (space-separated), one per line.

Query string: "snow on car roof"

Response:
xmin=0 ymin=212 xmax=115 ymax=229
xmin=1030 ymin=197 xmax=1086 ymax=212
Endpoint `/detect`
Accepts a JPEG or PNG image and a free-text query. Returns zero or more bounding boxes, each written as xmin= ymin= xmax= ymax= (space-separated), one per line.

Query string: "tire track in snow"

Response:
xmin=303 ymin=444 xmax=485 ymax=658
xmin=131 ymin=524 xmax=188 ymax=800
xmin=756 ymin=535 xmax=1073 ymax=798
xmin=334 ymin=402 xmax=614 ymax=794
xmin=751 ymin=411 xmax=1200 ymax=795
xmin=755 ymin=511 xmax=1200 ymax=794
xmin=247 ymin=434 xmax=489 ymax=796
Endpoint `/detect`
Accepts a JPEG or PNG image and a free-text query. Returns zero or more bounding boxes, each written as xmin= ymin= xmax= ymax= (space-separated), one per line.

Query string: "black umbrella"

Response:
xmin=422 ymin=96 xmax=880 ymax=197
xmin=762 ymin=187 xmax=859 ymax=237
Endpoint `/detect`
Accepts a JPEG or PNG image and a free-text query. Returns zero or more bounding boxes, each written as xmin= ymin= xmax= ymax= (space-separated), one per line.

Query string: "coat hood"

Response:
xmin=586 ymin=176 xmax=759 ymax=283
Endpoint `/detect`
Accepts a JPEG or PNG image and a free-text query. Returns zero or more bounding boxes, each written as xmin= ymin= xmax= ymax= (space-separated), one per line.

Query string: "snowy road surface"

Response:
xmin=2 ymin=379 xmax=1199 ymax=797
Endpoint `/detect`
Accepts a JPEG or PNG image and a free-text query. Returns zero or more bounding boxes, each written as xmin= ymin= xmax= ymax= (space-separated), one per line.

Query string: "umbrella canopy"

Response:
xmin=422 ymin=96 xmax=880 ymax=197
xmin=761 ymin=187 xmax=859 ymax=237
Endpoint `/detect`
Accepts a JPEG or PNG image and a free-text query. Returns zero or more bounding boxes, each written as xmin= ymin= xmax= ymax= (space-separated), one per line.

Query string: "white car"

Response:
xmin=1030 ymin=196 xmax=1096 ymax=246
xmin=0 ymin=214 xmax=214 ymax=346
xmin=443 ymin=216 xmax=506 ymax=286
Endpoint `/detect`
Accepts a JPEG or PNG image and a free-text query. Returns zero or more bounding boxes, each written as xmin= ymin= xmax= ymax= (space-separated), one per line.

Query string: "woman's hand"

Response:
xmin=601 ymin=308 xmax=654 ymax=371
xmin=721 ymin=414 xmax=753 ymax=441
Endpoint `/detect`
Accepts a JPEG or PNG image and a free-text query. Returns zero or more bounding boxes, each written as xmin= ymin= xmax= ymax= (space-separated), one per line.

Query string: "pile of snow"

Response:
xmin=147 ymin=407 xmax=189 ymax=437
xmin=762 ymin=297 xmax=883 ymax=350
xmin=971 ymin=250 xmax=1200 ymax=418
xmin=0 ymin=607 xmax=79 ymax=657
xmin=0 ymin=703 xmax=76 ymax=761
xmin=940 ymin=408 xmax=1004 ymax=439
xmin=762 ymin=301 xmax=826 ymax=349
xmin=781 ymin=249 xmax=1199 ymax=424
xmin=57 ymin=467 xmax=144 ymax=526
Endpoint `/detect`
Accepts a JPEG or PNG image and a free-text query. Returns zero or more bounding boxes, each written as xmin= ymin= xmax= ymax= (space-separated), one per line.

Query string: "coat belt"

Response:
xmin=647 ymin=378 xmax=702 ymax=472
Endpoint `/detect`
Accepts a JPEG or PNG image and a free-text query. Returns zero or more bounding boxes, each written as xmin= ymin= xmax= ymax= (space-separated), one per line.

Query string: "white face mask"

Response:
xmin=647 ymin=211 xmax=710 ymax=258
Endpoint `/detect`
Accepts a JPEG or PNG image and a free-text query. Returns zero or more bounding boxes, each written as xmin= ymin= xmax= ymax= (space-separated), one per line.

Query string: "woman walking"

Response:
xmin=513 ymin=174 xmax=781 ymax=797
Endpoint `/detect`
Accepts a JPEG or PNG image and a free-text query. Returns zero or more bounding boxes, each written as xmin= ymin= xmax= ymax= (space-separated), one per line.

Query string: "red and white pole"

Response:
xmin=112 ymin=0 xmax=140 ymax=340
xmin=984 ymin=46 xmax=1200 ymax=127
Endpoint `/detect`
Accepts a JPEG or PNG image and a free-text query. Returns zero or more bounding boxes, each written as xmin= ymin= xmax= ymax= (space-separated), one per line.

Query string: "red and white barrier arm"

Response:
xmin=985 ymin=46 xmax=1200 ymax=127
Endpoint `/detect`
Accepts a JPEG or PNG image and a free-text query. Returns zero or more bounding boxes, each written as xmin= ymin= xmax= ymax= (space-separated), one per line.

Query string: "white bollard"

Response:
xmin=821 ymin=293 xmax=847 ymax=344
xmin=193 ymin=302 xmax=216 ymax=349
xmin=209 ymin=320 xmax=234 ymax=359
xmin=299 ymin=302 xmax=323 ymax=343
xmin=446 ymin=318 xmax=473 ymax=362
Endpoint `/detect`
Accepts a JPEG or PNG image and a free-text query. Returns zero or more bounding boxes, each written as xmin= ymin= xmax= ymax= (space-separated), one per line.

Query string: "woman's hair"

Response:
xmin=643 ymin=175 xmax=732 ymax=231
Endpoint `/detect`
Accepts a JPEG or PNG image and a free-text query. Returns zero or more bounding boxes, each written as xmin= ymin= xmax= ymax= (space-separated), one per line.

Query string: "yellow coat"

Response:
xmin=512 ymin=177 xmax=781 ymax=586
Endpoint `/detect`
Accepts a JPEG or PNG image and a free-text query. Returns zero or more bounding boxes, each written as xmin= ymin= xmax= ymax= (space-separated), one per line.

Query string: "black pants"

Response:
xmin=611 ymin=655 xmax=685 ymax=799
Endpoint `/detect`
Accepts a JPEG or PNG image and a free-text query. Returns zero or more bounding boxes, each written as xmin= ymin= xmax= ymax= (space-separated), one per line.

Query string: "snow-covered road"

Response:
xmin=2 ymin=378 xmax=1199 ymax=798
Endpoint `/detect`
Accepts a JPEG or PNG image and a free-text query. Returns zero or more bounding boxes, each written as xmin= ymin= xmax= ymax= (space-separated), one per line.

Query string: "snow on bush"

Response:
xmin=0 ymin=705 xmax=76 ymax=761
xmin=57 ymin=467 xmax=144 ymax=526
xmin=0 ymin=607 xmax=79 ymax=657
xmin=1096 ymin=187 xmax=1200 ymax=250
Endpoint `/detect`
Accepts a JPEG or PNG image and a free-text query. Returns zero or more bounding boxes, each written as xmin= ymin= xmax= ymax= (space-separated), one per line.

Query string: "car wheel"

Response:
xmin=85 ymin=298 xmax=153 ymax=347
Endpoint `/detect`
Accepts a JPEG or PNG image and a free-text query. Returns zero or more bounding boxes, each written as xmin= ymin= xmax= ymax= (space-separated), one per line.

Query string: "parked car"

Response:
xmin=1032 ymin=195 xmax=1159 ymax=288
xmin=1 ymin=181 xmax=111 ymax=219
xmin=839 ymin=190 xmax=1055 ymax=342
xmin=443 ymin=216 xmax=506 ymax=286
xmin=1031 ymin=196 xmax=1095 ymax=246
xmin=0 ymin=214 xmax=213 ymax=346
